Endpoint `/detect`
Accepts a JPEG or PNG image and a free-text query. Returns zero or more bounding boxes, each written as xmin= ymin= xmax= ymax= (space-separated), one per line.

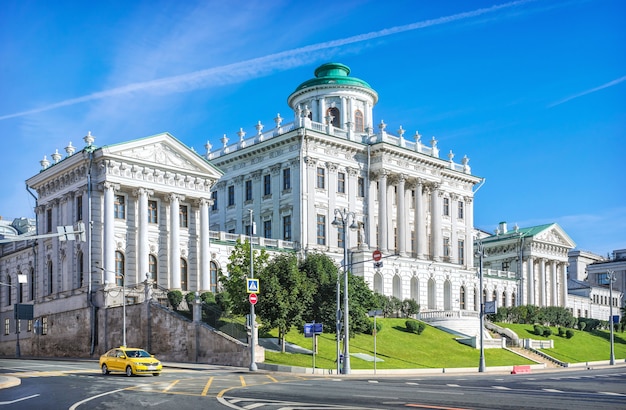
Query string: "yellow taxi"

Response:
xmin=99 ymin=346 xmax=162 ymax=377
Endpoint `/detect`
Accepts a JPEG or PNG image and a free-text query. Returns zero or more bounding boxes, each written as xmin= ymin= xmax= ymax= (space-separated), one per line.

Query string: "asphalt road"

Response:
xmin=1 ymin=359 xmax=625 ymax=409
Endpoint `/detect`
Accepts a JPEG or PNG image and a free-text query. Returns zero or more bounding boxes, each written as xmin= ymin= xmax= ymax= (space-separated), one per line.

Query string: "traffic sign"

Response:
xmin=249 ymin=293 xmax=258 ymax=305
xmin=373 ymin=250 xmax=382 ymax=261
xmin=247 ymin=278 xmax=259 ymax=293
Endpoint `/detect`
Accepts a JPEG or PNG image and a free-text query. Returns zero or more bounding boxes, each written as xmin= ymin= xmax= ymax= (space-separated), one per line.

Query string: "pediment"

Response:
xmin=103 ymin=133 xmax=223 ymax=179
xmin=534 ymin=225 xmax=576 ymax=248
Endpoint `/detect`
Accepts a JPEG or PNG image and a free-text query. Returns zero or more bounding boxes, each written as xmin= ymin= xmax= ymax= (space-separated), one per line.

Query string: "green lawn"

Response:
xmin=496 ymin=323 xmax=626 ymax=363
xmin=264 ymin=318 xmax=534 ymax=370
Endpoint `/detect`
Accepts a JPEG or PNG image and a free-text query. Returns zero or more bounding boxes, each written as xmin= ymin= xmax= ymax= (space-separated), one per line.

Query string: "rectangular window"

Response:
xmin=316 ymin=167 xmax=325 ymax=189
xmin=114 ymin=195 xmax=126 ymax=219
xmin=316 ymin=215 xmax=326 ymax=245
xmin=245 ymin=180 xmax=252 ymax=201
xmin=443 ymin=197 xmax=450 ymax=216
xmin=263 ymin=220 xmax=272 ymax=238
xmin=597 ymin=272 xmax=610 ymax=285
xmin=458 ymin=239 xmax=465 ymax=265
xmin=76 ymin=195 xmax=83 ymax=221
xmin=283 ymin=168 xmax=291 ymax=191
xmin=358 ymin=177 xmax=365 ymax=197
xmin=46 ymin=208 xmax=53 ymax=233
xmin=337 ymin=226 xmax=345 ymax=249
xmin=211 ymin=191 xmax=218 ymax=211
xmin=458 ymin=201 xmax=464 ymax=219
xmin=264 ymin=174 xmax=271 ymax=196
xmin=443 ymin=237 xmax=451 ymax=257
xmin=42 ymin=317 xmax=48 ymax=335
xmin=4 ymin=319 xmax=8 ymax=335
xmin=228 ymin=185 xmax=235 ymax=206
xmin=283 ymin=215 xmax=292 ymax=241
xmin=338 ymin=172 xmax=346 ymax=193
xmin=148 ymin=200 xmax=158 ymax=223
xmin=179 ymin=205 xmax=188 ymax=228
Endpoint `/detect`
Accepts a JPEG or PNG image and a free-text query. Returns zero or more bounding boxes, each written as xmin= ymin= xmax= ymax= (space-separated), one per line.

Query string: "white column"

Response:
xmin=169 ymin=193 xmax=182 ymax=289
xmin=305 ymin=158 xmax=317 ymax=247
xmin=464 ymin=197 xmax=474 ymax=268
xmin=341 ymin=96 xmax=347 ymax=128
xmin=200 ymin=198 xmax=211 ymax=292
xmin=136 ymin=188 xmax=150 ymax=283
xmin=367 ymin=174 xmax=377 ymax=249
xmin=431 ymin=184 xmax=442 ymax=261
xmin=271 ymin=164 xmax=281 ymax=239
xmin=397 ymin=175 xmax=406 ymax=256
xmin=103 ymin=182 xmax=116 ymax=285
xmin=415 ymin=180 xmax=426 ymax=259
xmin=378 ymin=171 xmax=388 ymax=253
xmin=528 ymin=256 xmax=535 ymax=305
xmin=450 ymin=195 xmax=457 ymax=264
xmin=540 ymin=258 xmax=547 ymax=306
xmin=560 ymin=262 xmax=568 ymax=307
xmin=551 ymin=260 xmax=557 ymax=306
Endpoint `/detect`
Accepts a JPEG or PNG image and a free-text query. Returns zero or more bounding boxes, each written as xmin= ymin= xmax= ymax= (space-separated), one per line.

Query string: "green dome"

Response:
xmin=293 ymin=62 xmax=374 ymax=92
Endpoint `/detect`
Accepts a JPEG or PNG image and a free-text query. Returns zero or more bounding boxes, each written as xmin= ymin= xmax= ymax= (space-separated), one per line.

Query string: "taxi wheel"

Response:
xmin=101 ymin=364 xmax=109 ymax=375
xmin=153 ymin=372 xmax=160 ymax=376
xmin=125 ymin=366 xmax=133 ymax=377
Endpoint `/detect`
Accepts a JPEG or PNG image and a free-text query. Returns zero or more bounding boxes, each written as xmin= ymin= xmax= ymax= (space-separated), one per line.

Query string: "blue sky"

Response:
xmin=1 ymin=0 xmax=624 ymax=256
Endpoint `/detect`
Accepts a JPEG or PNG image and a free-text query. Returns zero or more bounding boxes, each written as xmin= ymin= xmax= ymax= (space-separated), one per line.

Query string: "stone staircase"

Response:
xmin=507 ymin=346 xmax=560 ymax=368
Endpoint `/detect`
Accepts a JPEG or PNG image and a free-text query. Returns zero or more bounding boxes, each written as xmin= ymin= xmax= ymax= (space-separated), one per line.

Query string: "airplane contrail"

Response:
xmin=548 ymin=75 xmax=626 ymax=107
xmin=0 ymin=0 xmax=535 ymax=121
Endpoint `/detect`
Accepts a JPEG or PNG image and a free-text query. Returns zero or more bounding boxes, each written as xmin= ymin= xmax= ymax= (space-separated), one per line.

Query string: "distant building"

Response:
xmin=476 ymin=221 xmax=575 ymax=309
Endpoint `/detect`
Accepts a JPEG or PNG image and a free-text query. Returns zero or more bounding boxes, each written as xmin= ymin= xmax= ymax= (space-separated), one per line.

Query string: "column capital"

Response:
xmin=168 ymin=193 xmax=185 ymax=202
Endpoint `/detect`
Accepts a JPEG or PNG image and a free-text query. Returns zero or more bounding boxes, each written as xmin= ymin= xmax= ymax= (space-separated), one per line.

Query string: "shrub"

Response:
xmin=185 ymin=292 xmax=196 ymax=305
xmin=533 ymin=324 xmax=544 ymax=336
xmin=406 ymin=320 xmax=422 ymax=334
xmin=366 ymin=319 xmax=383 ymax=335
xmin=578 ymin=321 xmax=586 ymax=331
xmin=558 ymin=327 xmax=565 ymax=337
xmin=417 ymin=322 xmax=426 ymax=335
xmin=565 ymin=329 xmax=574 ymax=339
xmin=543 ymin=327 xmax=552 ymax=337
xmin=167 ymin=290 xmax=184 ymax=311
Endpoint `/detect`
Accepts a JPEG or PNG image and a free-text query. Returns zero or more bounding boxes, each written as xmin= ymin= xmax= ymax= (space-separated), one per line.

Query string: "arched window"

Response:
xmin=149 ymin=255 xmax=158 ymax=282
xmin=482 ymin=288 xmax=487 ymax=304
xmin=210 ymin=261 xmax=218 ymax=293
xmin=326 ymin=107 xmax=340 ymax=127
xmin=511 ymin=292 xmax=516 ymax=307
xmin=17 ymin=272 xmax=22 ymax=303
xmin=354 ymin=110 xmax=364 ymax=132
xmin=77 ymin=251 xmax=84 ymax=288
xmin=181 ymin=259 xmax=188 ymax=291
xmin=460 ymin=286 xmax=466 ymax=310
xmin=47 ymin=260 xmax=53 ymax=295
xmin=6 ymin=276 xmax=11 ymax=306
xmin=474 ymin=287 xmax=479 ymax=312
xmin=29 ymin=267 xmax=35 ymax=301
xmin=373 ymin=272 xmax=383 ymax=294
xmin=502 ymin=291 xmax=507 ymax=308
xmin=392 ymin=275 xmax=401 ymax=299
xmin=492 ymin=290 xmax=497 ymax=302
xmin=444 ymin=280 xmax=452 ymax=310
xmin=115 ymin=251 xmax=125 ymax=286
xmin=428 ymin=278 xmax=436 ymax=310
xmin=410 ymin=277 xmax=419 ymax=303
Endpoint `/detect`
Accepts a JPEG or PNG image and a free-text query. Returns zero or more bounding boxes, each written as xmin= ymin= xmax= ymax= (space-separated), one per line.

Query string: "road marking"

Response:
xmin=0 ymin=394 xmax=40 ymax=405
xmin=69 ymin=387 xmax=134 ymax=410
xmin=542 ymin=389 xmax=563 ymax=393
xmin=406 ymin=382 xmax=419 ymax=385
xmin=368 ymin=380 xmax=379 ymax=383
xmin=162 ymin=379 xmax=180 ymax=392
xmin=265 ymin=374 xmax=278 ymax=383
xmin=492 ymin=386 xmax=511 ymax=390
xmin=599 ymin=391 xmax=626 ymax=396
xmin=201 ymin=376 xmax=214 ymax=396
xmin=239 ymin=375 xmax=247 ymax=387
xmin=406 ymin=403 xmax=470 ymax=409
xmin=446 ymin=384 xmax=461 ymax=387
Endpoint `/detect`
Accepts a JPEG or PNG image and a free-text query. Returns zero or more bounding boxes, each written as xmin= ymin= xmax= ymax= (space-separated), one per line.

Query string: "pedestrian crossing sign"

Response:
xmin=247 ymin=278 xmax=259 ymax=294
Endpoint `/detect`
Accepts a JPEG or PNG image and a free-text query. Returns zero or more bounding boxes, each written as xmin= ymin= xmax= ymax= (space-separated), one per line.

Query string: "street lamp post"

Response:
xmin=475 ymin=239 xmax=486 ymax=373
xmin=249 ymin=209 xmax=258 ymax=372
xmin=332 ymin=208 xmax=358 ymax=375
xmin=608 ymin=270 xmax=616 ymax=365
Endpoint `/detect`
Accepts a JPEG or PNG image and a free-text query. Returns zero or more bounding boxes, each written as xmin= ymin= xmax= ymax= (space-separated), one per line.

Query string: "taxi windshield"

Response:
xmin=126 ymin=350 xmax=150 ymax=358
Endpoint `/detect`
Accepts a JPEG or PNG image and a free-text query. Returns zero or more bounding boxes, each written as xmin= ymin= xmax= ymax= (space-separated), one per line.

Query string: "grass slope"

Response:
xmin=264 ymin=318 xmax=533 ymax=370
xmin=496 ymin=323 xmax=626 ymax=363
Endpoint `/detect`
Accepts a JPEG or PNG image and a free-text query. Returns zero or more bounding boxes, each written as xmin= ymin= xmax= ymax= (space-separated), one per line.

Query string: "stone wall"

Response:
xmin=0 ymin=298 xmax=264 ymax=367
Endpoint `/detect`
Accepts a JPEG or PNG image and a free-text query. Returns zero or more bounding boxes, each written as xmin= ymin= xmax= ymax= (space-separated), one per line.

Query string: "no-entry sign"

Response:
xmin=249 ymin=293 xmax=258 ymax=305
xmin=373 ymin=250 xmax=382 ymax=261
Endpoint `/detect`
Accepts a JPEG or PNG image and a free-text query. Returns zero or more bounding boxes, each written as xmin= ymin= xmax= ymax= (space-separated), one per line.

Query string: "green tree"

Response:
xmin=347 ymin=273 xmax=377 ymax=334
xmin=257 ymin=253 xmax=311 ymax=352
xmin=400 ymin=298 xmax=420 ymax=318
xmin=219 ymin=239 xmax=269 ymax=316
xmin=299 ymin=253 xmax=340 ymax=333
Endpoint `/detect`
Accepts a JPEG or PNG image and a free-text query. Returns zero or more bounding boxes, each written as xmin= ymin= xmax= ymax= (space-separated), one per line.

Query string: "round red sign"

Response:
xmin=249 ymin=293 xmax=258 ymax=305
xmin=373 ymin=250 xmax=382 ymax=262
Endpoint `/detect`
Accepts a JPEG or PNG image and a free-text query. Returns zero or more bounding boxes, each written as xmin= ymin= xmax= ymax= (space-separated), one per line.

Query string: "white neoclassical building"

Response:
xmin=207 ymin=62 xmax=498 ymax=317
